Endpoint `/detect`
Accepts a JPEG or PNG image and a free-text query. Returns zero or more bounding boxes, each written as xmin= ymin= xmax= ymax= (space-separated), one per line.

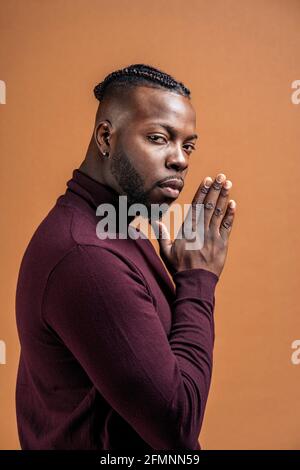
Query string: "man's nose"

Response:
xmin=165 ymin=145 xmax=188 ymax=172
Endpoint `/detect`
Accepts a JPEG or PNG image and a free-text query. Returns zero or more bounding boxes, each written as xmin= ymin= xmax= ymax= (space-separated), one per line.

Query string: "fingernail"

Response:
xmin=204 ymin=177 xmax=212 ymax=187
xmin=229 ymin=200 xmax=236 ymax=209
xmin=216 ymin=173 xmax=226 ymax=183
xmin=224 ymin=180 xmax=232 ymax=189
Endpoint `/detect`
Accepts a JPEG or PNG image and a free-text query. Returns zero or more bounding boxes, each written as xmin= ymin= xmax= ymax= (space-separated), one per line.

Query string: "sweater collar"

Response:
xmin=66 ymin=168 xmax=136 ymax=227
xmin=67 ymin=169 xmax=120 ymax=209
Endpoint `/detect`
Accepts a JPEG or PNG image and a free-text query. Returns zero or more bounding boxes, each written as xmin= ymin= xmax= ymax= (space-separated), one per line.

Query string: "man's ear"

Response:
xmin=93 ymin=122 xmax=102 ymax=151
xmin=93 ymin=120 xmax=111 ymax=153
xmin=94 ymin=119 xmax=112 ymax=147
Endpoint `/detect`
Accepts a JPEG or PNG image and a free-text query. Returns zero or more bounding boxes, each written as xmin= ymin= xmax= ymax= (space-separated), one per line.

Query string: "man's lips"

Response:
xmin=157 ymin=179 xmax=184 ymax=198
xmin=158 ymin=179 xmax=184 ymax=190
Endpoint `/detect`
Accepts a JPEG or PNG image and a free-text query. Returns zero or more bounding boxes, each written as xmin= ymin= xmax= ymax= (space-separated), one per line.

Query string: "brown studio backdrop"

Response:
xmin=0 ymin=0 xmax=299 ymax=450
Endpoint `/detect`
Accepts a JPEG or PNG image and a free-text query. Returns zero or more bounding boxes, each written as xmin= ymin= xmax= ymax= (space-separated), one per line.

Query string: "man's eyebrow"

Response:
xmin=147 ymin=122 xmax=198 ymax=140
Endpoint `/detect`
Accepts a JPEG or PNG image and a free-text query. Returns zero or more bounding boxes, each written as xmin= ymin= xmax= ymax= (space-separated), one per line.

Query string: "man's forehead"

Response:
xmin=130 ymin=86 xmax=196 ymax=127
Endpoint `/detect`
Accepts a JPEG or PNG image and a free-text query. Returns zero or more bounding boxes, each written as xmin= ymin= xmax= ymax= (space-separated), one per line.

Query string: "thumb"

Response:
xmin=152 ymin=220 xmax=172 ymax=259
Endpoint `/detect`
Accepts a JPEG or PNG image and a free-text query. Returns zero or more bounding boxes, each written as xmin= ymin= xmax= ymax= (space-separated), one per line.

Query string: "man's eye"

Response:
xmin=184 ymin=144 xmax=196 ymax=152
xmin=147 ymin=135 xmax=166 ymax=143
xmin=147 ymin=135 xmax=196 ymax=152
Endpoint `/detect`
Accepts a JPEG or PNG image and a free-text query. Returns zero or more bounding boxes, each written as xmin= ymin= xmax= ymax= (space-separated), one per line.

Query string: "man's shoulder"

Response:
xmin=44 ymin=243 xmax=151 ymax=305
xmin=19 ymin=199 xmax=155 ymax=295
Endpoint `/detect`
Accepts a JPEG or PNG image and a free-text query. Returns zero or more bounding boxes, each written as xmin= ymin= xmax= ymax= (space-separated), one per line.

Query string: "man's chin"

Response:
xmin=124 ymin=190 xmax=175 ymax=220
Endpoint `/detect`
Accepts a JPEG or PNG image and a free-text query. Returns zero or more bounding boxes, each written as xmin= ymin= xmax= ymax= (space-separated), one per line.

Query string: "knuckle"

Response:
xmin=221 ymin=219 xmax=232 ymax=230
xmin=213 ymin=207 xmax=224 ymax=217
xmin=212 ymin=181 xmax=222 ymax=191
xmin=204 ymin=201 xmax=215 ymax=210
xmin=200 ymin=185 xmax=210 ymax=195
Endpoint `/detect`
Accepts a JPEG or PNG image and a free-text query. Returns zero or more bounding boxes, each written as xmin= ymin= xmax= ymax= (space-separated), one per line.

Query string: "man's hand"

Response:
xmin=152 ymin=173 xmax=236 ymax=278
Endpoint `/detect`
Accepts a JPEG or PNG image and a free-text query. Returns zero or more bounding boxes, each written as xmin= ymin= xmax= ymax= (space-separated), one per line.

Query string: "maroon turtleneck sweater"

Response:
xmin=15 ymin=169 xmax=219 ymax=450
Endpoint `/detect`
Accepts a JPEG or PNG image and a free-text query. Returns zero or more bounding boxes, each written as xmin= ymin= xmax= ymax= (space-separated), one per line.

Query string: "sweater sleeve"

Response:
xmin=42 ymin=244 xmax=219 ymax=450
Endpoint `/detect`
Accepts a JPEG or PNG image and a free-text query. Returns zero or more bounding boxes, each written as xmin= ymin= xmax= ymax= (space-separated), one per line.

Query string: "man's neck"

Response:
xmin=79 ymin=136 xmax=108 ymax=186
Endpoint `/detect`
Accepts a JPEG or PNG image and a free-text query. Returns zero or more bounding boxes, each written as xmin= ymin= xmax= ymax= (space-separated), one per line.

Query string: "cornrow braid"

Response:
xmin=93 ymin=63 xmax=191 ymax=102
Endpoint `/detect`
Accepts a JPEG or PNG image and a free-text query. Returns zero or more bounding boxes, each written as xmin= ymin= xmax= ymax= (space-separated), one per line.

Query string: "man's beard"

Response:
xmin=110 ymin=146 xmax=171 ymax=222
xmin=110 ymin=147 xmax=153 ymax=212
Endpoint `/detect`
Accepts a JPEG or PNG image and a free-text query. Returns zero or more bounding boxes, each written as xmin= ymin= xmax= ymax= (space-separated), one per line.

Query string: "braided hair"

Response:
xmin=93 ymin=63 xmax=191 ymax=103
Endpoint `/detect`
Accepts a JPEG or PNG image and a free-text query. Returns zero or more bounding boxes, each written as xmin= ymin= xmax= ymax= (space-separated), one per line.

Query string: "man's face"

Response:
xmin=109 ymin=86 xmax=197 ymax=215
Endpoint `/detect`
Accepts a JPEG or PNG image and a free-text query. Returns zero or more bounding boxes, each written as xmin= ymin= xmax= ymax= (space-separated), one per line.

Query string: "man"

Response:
xmin=15 ymin=63 xmax=236 ymax=450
